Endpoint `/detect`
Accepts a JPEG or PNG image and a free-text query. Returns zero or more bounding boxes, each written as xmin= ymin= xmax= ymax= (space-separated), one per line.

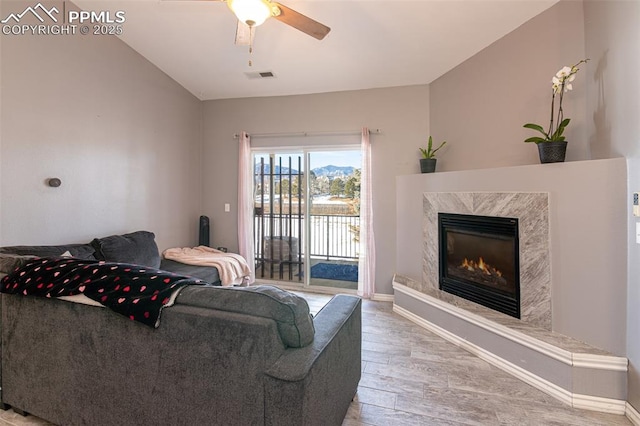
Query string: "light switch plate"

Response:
xmin=224 ymin=203 xmax=230 ymax=212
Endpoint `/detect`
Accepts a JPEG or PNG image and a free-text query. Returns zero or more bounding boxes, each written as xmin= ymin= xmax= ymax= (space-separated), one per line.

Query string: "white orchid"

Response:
xmin=552 ymin=64 xmax=580 ymax=94
xmin=524 ymin=59 xmax=589 ymax=143
xmin=557 ymin=66 xmax=572 ymax=77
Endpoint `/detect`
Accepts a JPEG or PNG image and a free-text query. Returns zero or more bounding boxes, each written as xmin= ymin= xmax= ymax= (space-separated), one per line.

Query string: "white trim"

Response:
xmin=573 ymin=353 xmax=628 ymax=371
xmin=371 ymin=293 xmax=394 ymax=302
xmin=626 ymin=402 xmax=640 ymax=425
xmin=392 ymin=282 xmax=628 ymax=371
xmin=572 ymin=394 xmax=626 ymax=415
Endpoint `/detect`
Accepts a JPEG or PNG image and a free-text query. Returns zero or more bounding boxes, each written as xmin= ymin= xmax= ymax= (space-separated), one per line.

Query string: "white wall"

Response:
xmin=0 ymin=10 xmax=204 ymax=250
xmin=202 ymin=86 xmax=430 ymax=295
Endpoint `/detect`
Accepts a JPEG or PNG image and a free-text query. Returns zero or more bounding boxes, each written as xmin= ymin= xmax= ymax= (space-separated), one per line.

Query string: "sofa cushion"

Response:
xmin=0 ymin=244 xmax=96 ymax=260
xmin=176 ymin=285 xmax=315 ymax=348
xmin=0 ymin=253 xmax=37 ymax=274
xmin=91 ymin=231 xmax=161 ymax=269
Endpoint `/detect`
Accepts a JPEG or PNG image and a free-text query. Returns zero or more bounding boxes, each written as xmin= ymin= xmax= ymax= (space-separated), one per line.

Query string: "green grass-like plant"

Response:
xmin=419 ymin=136 xmax=447 ymax=159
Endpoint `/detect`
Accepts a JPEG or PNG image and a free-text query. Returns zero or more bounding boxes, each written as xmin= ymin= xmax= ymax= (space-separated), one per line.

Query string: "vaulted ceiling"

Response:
xmin=75 ymin=0 xmax=558 ymax=100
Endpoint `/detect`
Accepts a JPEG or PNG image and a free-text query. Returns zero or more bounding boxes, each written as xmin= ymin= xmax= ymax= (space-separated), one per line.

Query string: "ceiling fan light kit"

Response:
xmin=227 ymin=0 xmax=273 ymax=27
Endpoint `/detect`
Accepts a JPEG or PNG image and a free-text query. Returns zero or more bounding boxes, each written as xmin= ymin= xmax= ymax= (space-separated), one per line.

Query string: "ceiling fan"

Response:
xmin=167 ymin=0 xmax=331 ymax=43
xmin=227 ymin=0 xmax=330 ymax=41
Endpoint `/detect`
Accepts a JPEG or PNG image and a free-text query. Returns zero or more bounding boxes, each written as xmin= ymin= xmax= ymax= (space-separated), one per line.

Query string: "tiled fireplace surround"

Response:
xmin=392 ymin=158 xmax=629 ymax=415
xmin=422 ymin=192 xmax=551 ymax=329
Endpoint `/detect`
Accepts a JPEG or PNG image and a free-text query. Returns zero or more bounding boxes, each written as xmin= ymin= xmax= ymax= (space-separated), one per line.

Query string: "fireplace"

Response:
xmin=438 ymin=213 xmax=520 ymax=318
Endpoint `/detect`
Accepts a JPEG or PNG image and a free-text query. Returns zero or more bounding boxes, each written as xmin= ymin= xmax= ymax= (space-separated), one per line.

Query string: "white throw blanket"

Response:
xmin=162 ymin=246 xmax=251 ymax=286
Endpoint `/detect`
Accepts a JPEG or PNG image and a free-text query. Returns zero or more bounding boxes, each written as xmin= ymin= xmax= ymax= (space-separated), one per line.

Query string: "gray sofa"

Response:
xmin=0 ymin=231 xmax=222 ymax=285
xmin=0 ymin=233 xmax=362 ymax=425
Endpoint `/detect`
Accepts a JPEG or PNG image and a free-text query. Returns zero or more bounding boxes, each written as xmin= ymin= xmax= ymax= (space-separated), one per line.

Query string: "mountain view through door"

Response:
xmin=253 ymin=149 xmax=361 ymax=291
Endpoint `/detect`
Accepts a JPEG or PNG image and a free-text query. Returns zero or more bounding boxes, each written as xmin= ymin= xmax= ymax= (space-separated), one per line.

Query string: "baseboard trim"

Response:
xmin=371 ymin=293 xmax=394 ymax=302
xmin=627 ymin=402 xmax=640 ymax=425
xmin=392 ymin=282 xmax=628 ymax=416
xmin=570 ymin=394 xmax=627 ymax=415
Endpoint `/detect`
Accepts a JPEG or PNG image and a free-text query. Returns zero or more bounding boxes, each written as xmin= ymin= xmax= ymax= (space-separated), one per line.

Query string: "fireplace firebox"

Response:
xmin=438 ymin=213 xmax=520 ymax=318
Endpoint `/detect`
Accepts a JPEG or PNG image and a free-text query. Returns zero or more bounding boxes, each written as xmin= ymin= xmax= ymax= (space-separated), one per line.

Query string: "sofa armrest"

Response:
xmin=160 ymin=258 xmax=221 ymax=285
xmin=263 ymin=294 xmax=361 ymax=426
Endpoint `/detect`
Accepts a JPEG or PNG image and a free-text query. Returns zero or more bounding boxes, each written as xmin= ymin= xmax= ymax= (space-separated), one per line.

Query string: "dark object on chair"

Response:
xmin=199 ymin=215 xmax=210 ymax=247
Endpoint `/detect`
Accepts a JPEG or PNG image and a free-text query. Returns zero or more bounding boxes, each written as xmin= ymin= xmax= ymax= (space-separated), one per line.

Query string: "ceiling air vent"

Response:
xmin=244 ymin=71 xmax=276 ymax=80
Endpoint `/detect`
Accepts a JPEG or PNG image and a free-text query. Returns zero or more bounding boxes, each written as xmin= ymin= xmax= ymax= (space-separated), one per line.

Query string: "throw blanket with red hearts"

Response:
xmin=0 ymin=257 xmax=206 ymax=328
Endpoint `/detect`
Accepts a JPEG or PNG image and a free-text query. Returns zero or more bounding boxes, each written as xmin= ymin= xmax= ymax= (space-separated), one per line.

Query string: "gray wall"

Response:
xmin=201 ymin=86 xmax=430 ymax=295
xmin=0 ymin=10 xmax=204 ymax=250
xmin=583 ymin=0 xmax=640 ymax=412
xmin=429 ymin=1 xmax=587 ymax=171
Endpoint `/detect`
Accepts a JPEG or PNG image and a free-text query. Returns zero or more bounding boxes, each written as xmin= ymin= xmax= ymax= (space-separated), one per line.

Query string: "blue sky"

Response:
xmin=255 ymin=150 xmax=362 ymax=170
xmin=310 ymin=150 xmax=361 ymax=169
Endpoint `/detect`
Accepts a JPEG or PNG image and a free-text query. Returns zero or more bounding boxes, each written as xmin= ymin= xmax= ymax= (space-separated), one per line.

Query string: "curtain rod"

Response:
xmin=233 ymin=129 xmax=382 ymax=139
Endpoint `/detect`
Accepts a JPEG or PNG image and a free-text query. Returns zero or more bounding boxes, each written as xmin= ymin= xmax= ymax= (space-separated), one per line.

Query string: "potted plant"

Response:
xmin=419 ymin=136 xmax=447 ymax=173
xmin=523 ymin=59 xmax=588 ymax=163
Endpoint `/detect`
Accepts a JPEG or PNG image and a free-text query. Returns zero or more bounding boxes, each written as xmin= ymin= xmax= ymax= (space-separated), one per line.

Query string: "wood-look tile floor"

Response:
xmin=0 ymin=293 xmax=633 ymax=426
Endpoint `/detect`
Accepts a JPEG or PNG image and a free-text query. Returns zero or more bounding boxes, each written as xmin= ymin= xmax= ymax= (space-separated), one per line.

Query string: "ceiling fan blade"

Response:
xmin=272 ymin=2 xmax=330 ymax=40
xmin=235 ymin=20 xmax=252 ymax=45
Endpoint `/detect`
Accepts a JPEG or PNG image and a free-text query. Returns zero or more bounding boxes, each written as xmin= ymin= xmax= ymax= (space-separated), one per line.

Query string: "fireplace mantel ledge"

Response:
xmin=392 ymin=274 xmax=628 ymax=415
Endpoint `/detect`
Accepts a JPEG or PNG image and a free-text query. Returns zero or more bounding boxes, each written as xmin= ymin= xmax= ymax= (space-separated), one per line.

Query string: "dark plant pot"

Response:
xmin=420 ymin=158 xmax=437 ymax=173
xmin=537 ymin=141 xmax=568 ymax=164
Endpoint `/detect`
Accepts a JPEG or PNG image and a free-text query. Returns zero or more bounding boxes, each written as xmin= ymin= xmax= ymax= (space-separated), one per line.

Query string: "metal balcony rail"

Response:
xmin=254 ymin=213 xmax=360 ymax=261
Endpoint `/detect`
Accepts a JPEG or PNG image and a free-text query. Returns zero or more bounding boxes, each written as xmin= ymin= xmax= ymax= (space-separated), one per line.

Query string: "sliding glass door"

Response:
xmin=253 ymin=153 xmax=305 ymax=282
xmin=306 ymin=150 xmax=361 ymax=291
xmin=252 ymin=148 xmax=361 ymax=292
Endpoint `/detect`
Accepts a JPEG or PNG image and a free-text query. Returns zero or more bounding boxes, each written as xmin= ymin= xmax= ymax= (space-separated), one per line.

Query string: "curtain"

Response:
xmin=238 ymin=131 xmax=255 ymax=283
xmin=358 ymin=127 xmax=375 ymax=298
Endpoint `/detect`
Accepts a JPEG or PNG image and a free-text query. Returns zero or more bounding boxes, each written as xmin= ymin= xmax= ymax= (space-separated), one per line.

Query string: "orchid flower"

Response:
xmin=524 ymin=59 xmax=589 ymax=143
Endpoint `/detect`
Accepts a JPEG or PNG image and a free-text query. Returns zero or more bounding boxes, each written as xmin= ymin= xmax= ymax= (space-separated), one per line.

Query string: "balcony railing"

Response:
xmin=254 ymin=213 xmax=360 ymax=261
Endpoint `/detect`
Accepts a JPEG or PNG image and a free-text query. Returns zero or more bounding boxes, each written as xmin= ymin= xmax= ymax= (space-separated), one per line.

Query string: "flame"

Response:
xmin=477 ymin=257 xmax=487 ymax=273
xmin=459 ymin=257 xmax=502 ymax=277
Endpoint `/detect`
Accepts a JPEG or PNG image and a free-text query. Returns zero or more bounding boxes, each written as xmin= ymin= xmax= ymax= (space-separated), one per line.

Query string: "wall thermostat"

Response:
xmin=634 ymin=192 xmax=640 ymax=217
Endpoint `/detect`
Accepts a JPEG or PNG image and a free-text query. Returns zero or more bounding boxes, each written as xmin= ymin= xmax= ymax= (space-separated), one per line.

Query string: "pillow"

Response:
xmin=91 ymin=231 xmax=161 ymax=269
xmin=176 ymin=285 xmax=315 ymax=348
xmin=0 ymin=253 xmax=37 ymax=274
